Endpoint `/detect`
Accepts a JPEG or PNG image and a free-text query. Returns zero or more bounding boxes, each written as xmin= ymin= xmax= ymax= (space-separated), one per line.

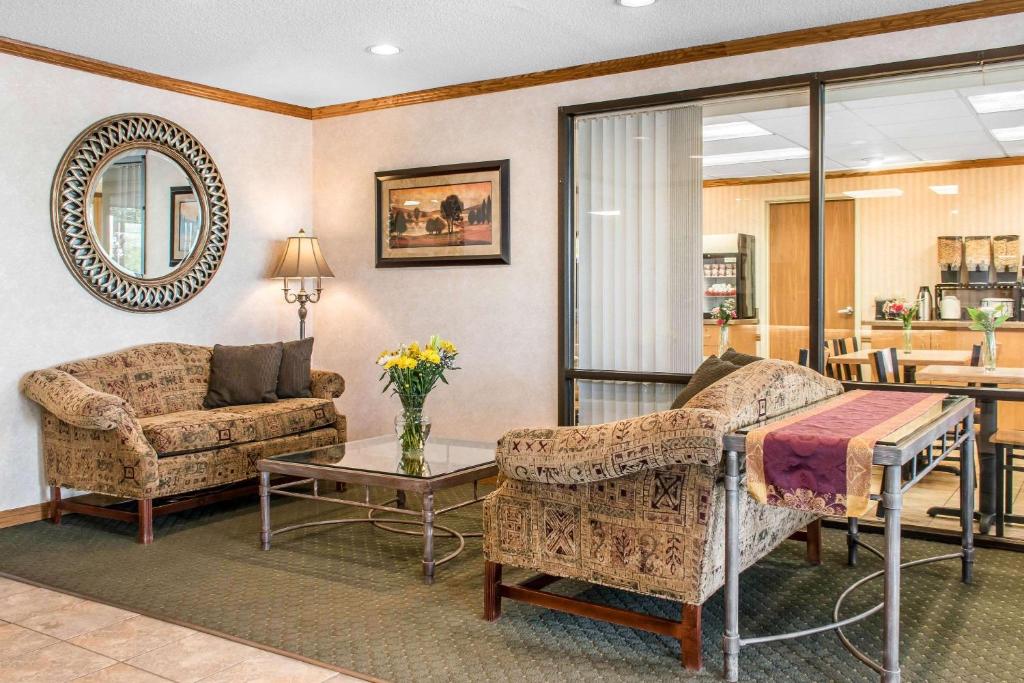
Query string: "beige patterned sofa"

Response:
xmin=21 ymin=343 xmax=346 ymax=544
xmin=482 ymin=359 xmax=843 ymax=670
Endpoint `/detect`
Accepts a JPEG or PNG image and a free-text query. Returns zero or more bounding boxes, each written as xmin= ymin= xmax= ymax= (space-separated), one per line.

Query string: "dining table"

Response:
xmin=827 ymin=348 xmax=972 ymax=383
xmin=916 ymin=363 xmax=1024 ymax=534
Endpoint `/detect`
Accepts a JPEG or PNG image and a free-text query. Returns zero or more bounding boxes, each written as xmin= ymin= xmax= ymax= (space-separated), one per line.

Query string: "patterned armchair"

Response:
xmin=482 ymin=359 xmax=843 ymax=669
xmin=21 ymin=343 xmax=346 ymax=544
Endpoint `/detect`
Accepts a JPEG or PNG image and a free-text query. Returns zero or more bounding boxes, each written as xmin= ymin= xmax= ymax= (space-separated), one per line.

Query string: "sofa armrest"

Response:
xmin=496 ymin=407 xmax=728 ymax=485
xmin=310 ymin=369 xmax=345 ymax=400
xmin=20 ymin=369 xmax=136 ymax=431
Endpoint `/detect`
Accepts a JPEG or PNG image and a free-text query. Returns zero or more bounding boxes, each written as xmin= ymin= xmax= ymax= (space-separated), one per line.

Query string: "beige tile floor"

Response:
xmin=863 ymin=465 xmax=1024 ymax=541
xmin=0 ymin=577 xmax=364 ymax=683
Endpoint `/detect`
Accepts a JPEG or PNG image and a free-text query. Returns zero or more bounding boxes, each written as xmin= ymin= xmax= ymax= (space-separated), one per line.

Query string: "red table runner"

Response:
xmin=746 ymin=390 xmax=948 ymax=517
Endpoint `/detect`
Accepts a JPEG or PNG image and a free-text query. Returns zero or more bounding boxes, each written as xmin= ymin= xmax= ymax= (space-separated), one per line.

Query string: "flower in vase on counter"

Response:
xmin=711 ymin=299 xmax=738 ymax=327
xmin=377 ymin=336 xmax=460 ymax=474
xmin=883 ymin=299 xmax=919 ymax=329
xmin=967 ymin=307 xmax=1009 ymax=371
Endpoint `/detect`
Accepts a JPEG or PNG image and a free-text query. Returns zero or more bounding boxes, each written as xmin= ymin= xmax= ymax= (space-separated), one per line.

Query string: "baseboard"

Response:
xmin=0 ymin=501 xmax=52 ymax=529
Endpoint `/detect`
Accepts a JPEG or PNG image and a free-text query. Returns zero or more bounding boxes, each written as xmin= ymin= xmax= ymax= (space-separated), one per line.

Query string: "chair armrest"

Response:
xmin=496 ymin=407 xmax=728 ymax=485
xmin=20 ymin=369 xmax=135 ymax=431
xmin=310 ymin=369 xmax=345 ymax=400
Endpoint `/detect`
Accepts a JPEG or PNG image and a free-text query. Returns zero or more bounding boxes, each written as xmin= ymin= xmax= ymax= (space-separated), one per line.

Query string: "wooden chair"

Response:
xmin=797 ymin=349 xmax=810 ymax=367
xmin=992 ymin=430 xmax=1024 ymax=536
xmin=870 ymin=348 xmax=900 ymax=384
xmin=829 ymin=337 xmax=863 ymax=382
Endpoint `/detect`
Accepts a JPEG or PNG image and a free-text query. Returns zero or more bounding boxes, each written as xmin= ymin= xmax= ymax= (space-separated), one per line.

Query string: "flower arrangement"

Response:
xmin=711 ymin=299 xmax=738 ymax=327
xmin=711 ymin=299 xmax=738 ymax=356
xmin=967 ymin=307 xmax=1009 ymax=371
xmin=883 ymin=298 xmax=919 ymax=353
xmin=377 ymin=336 xmax=459 ymax=473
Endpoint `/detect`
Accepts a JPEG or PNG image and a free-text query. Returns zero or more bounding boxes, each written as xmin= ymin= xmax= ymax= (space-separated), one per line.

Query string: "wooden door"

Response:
xmin=768 ymin=199 xmax=856 ymax=362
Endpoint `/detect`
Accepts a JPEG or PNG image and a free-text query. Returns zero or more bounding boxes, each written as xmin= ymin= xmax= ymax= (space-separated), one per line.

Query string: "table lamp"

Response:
xmin=271 ymin=229 xmax=334 ymax=339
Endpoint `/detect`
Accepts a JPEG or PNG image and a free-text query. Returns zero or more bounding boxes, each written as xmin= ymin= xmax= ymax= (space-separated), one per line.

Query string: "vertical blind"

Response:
xmin=575 ymin=105 xmax=704 ymax=424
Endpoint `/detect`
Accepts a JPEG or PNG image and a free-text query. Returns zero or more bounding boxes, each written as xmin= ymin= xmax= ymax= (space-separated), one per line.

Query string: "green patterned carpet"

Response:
xmin=0 ymin=487 xmax=1018 ymax=682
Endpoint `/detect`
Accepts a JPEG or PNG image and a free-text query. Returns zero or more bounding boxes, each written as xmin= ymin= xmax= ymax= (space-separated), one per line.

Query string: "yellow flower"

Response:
xmin=407 ymin=342 xmax=420 ymax=357
xmin=397 ymin=356 xmax=417 ymax=369
xmin=440 ymin=340 xmax=457 ymax=355
xmin=420 ymin=349 xmax=441 ymax=364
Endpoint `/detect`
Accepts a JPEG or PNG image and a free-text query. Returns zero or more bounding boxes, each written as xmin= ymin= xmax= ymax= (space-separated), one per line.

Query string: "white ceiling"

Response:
xmin=701 ymin=66 xmax=1024 ymax=179
xmin=0 ymin=0 xmax=965 ymax=107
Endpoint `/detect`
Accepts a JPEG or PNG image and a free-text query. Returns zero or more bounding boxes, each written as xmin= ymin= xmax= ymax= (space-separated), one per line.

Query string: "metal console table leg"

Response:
xmin=422 ymin=492 xmax=436 ymax=584
xmin=881 ymin=465 xmax=902 ymax=682
xmin=259 ymin=471 xmax=272 ymax=551
xmin=723 ymin=449 xmax=741 ymax=683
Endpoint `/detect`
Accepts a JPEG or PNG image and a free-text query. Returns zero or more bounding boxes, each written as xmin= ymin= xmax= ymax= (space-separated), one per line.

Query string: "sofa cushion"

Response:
xmin=277 ymin=337 xmax=314 ymax=399
xmin=140 ymin=398 xmax=337 ymax=456
xmin=720 ymin=348 xmax=762 ymax=366
xmin=670 ymin=356 xmax=740 ymax=409
xmin=204 ymin=342 xmax=284 ymax=408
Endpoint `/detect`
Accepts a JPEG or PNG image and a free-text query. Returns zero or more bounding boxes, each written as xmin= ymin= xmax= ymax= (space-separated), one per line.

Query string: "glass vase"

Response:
xmin=394 ymin=393 xmax=431 ymax=476
xmin=718 ymin=324 xmax=730 ymax=357
xmin=982 ymin=329 xmax=997 ymax=371
xmin=902 ymin=326 xmax=913 ymax=354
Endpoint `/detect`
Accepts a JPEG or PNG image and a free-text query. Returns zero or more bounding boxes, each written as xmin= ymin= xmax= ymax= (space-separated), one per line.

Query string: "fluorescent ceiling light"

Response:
xmin=843 ymin=188 xmax=904 ymax=198
xmin=702 ymin=121 xmax=772 ymax=141
xmin=968 ymin=89 xmax=1024 ymax=113
xmin=699 ymin=147 xmax=808 ymax=167
xmin=992 ymin=125 xmax=1024 ymax=142
xmin=403 ymin=200 xmax=420 ymax=206
xmin=588 ymin=210 xmax=621 ymax=216
xmin=367 ymin=44 xmax=401 ymax=56
xmin=617 ymin=0 xmax=656 ymax=7
xmin=929 ymin=185 xmax=959 ymax=195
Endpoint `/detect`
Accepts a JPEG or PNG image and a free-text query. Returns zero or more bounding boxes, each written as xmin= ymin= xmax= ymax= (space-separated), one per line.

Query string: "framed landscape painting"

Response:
xmin=375 ymin=160 xmax=510 ymax=267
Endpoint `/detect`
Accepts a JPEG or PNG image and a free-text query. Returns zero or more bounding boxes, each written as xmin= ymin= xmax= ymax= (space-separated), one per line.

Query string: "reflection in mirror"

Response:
xmin=87 ymin=149 xmax=202 ymax=279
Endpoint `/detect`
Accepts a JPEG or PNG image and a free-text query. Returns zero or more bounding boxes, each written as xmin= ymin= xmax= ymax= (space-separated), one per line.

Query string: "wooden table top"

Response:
xmin=828 ymin=349 xmax=972 ymax=367
xmin=916 ymin=364 xmax=1024 ymax=385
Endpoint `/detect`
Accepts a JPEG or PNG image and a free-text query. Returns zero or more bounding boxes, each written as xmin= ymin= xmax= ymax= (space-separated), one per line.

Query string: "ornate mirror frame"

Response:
xmin=51 ymin=113 xmax=229 ymax=312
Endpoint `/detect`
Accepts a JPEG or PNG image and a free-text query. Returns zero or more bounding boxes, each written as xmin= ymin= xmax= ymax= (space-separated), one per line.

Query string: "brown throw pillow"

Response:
xmin=721 ymin=347 xmax=763 ymax=367
xmin=670 ymin=355 xmax=740 ymax=409
xmin=277 ymin=337 xmax=314 ymax=399
xmin=203 ymin=342 xmax=284 ymax=408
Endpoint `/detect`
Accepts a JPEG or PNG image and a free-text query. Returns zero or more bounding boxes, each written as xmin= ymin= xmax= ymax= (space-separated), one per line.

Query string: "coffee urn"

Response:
xmin=917 ymin=285 xmax=933 ymax=321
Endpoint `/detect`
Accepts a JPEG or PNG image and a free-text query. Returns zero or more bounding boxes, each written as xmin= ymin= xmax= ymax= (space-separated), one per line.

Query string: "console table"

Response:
xmin=720 ymin=395 xmax=976 ymax=683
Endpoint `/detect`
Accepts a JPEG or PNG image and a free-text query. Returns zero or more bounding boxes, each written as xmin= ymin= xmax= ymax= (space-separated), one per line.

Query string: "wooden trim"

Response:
xmin=704 ymin=155 xmax=1024 ymax=188
xmin=0 ymin=36 xmax=312 ymax=119
xmin=0 ymin=500 xmax=56 ymax=529
xmin=310 ymin=0 xmax=1024 ymax=119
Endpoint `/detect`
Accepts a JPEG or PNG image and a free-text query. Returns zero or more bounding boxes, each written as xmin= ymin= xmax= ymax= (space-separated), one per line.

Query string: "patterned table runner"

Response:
xmin=746 ymin=390 xmax=948 ymax=516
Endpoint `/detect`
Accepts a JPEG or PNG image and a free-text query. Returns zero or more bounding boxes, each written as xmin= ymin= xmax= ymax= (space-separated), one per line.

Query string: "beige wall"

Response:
xmin=1 ymin=54 xmax=313 ymax=511
xmin=703 ymin=163 xmax=1024 ymax=346
xmin=312 ymin=15 xmax=1024 ymax=443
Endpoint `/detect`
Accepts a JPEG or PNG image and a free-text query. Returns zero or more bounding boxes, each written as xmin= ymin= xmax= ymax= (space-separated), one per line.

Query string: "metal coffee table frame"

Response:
xmin=721 ymin=396 xmax=976 ymax=683
xmin=258 ymin=455 xmax=497 ymax=584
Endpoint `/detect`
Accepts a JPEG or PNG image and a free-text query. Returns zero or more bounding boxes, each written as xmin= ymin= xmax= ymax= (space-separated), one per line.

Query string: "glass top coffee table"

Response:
xmin=258 ymin=435 xmax=498 ymax=584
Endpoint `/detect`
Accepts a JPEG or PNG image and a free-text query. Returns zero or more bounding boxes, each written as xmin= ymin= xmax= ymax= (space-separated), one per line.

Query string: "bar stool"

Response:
xmin=993 ymin=429 xmax=1024 ymax=537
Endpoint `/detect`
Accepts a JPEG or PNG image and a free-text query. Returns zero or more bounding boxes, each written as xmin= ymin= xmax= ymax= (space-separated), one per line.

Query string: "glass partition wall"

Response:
xmin=561 ymin=47 xmax=1024 ymax=544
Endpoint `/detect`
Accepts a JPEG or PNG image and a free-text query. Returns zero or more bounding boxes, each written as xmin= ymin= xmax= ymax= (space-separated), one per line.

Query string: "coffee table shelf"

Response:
xmin=258 ymin=435 xmax=498 ymax=584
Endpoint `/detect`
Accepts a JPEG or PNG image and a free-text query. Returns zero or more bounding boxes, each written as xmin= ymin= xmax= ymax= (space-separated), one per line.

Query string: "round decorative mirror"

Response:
xmin=51 ymin=114 xmax=229 ymax=311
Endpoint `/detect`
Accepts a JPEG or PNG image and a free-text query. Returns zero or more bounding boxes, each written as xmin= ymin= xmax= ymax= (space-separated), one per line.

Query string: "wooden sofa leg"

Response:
xmin=680 ymin=603 xmax=702 ymax=670
xmin=137 ymin=499 xmax=154 ymax=545
xmin=484 ymin=561 xmax=502 ymax=621
xmin=806 ymin=519 xmax=822 ymax=565
xmin=50 ymin=486 xmax=62 ymax=525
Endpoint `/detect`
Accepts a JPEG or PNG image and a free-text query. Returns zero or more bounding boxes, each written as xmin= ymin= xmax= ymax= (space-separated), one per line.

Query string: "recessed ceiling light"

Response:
xmin=992 ymin=125 xmax=1024 ymax=142
xmin=843 ymin=188 xmax=904 ymax=199
xmin=968 ymin=89 xmax=1024 ymax=113
xmin=929 ymin=185 xmax=959 ymax=195
xmin=700 ymin=147 xmax=808 ymax=167
xmin=702 ymin=121 xmax=772 ymax=141
xmin=588 ymin=210 xmax=621 ymax=216
xmin=367 ymin=44 xmax=401 ymax=56
xmin=617 ymin=0 xmax=657 ymax=7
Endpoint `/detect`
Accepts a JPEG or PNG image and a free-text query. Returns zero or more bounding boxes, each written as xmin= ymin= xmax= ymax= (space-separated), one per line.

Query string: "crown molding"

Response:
xmin=3 ymin=1 xmax=1023 ymax=121
xmin=311 ymin=0 xmax=1024 ymax=119
xmin=703 ymin=155 xmax=1024 ymax=188
xmin=0 ymin=36 xmax=313 ymax=119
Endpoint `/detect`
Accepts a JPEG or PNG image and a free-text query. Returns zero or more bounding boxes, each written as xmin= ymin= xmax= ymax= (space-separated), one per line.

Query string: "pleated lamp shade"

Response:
xmin=272 ymin=229 xmax=335 ymax=279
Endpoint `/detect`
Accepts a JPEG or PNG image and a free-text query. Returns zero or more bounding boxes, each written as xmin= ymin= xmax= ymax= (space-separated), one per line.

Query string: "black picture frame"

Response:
xmin=375 ymin=159 xmax=510 ymax=267
xmin=168 ymin=185 xmax=199 ymax=267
